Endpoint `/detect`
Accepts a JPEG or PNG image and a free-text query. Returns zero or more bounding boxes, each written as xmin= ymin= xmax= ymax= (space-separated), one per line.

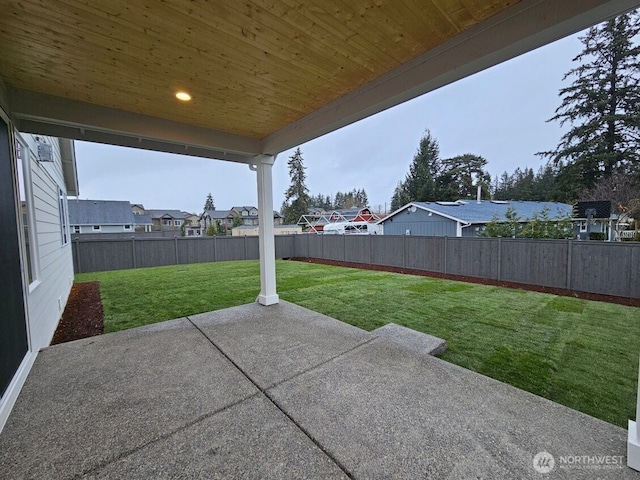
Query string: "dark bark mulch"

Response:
xmin=291 ymin=257 xmax=640 ymax=308
xmin=51 ymin=282 xmax=104 ymax=345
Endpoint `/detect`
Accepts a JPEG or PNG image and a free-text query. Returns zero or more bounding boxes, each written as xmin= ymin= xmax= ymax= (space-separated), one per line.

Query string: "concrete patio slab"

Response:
xmin=190 ymin=301 xmax=372 ymax=389
xmin=1 ymin=302 xmax=638 ymax=479
xmin=90 ymin=395 xmax=347 ymax=479
xmin=269 ymin=337 xmax=637 ymax=479
xmin=0 ymin=318 xmax=258 ymax=479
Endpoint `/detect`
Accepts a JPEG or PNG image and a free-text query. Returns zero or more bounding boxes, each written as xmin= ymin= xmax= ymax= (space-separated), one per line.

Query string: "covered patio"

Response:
xmin=0 ymin=301 xmax=635 ymax=478
xmin=2 ymin=0 xmax=640 ymax=475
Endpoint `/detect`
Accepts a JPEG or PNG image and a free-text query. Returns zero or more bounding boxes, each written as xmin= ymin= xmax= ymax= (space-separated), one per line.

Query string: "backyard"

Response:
xmin=75 ymin=259 xmax=640 ymax=429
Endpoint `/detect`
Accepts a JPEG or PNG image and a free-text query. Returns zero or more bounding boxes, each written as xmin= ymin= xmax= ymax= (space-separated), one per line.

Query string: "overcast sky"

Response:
xmin=74 ymin=32 xmax=583 ymax=214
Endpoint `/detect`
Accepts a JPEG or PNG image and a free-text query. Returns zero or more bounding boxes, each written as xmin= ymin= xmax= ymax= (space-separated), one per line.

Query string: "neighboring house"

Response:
xmin=202 ymin=207 xmax=283 ymax=235
xmin=131 ymin=204 xmax=153 ymax=232
xmin=68 ymin=199 xmax=137 ymax=234
xmin=231 ymin=224 xmax=303 ymax=236
xmin=379 ymin=200 xmax=573 ymax=237
xmin=1 ymin=130 xmax=78 ymax=430
xmin=131 ymin=204 xmax=146 ymax=215
xmin=201 ymin=209 xmax=235 ymax=235
xmin=182 ymin=212 xmax=202 ymax=236
xmin=147 ymin=209 xmax=185 ymax=232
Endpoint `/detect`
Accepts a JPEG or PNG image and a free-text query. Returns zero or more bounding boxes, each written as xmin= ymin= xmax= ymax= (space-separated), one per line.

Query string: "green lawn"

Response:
xmin=76 ymin=259 xmax=640 ymax=428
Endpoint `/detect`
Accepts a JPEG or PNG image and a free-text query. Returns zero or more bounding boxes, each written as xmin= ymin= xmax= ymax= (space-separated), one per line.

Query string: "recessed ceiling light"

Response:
xmin=175 ymin=91 xmax=192 ymax=101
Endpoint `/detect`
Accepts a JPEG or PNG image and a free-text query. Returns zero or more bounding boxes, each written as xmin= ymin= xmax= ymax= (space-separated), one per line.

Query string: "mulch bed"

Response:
xmin=51 ymin=281 xmax=104 ymax=345
xmin=291 ymin=257 xmax=640 ymax=308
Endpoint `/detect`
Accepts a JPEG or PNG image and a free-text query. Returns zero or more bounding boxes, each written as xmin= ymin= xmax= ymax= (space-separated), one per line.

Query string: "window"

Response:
xmin=163 ymin=219 xmax=171 ymax=226
xmin=227 ymin=218 xmax=233 ymax=225
xmin=124 ymin=225 xmax=131 ymax=230
xmin=59 ymin=189 xmax=69 ymax=245
xmin=14 ymin=137 xmax=39 ymax=286
xmin=579 ymin=221 xmax=587 ymax=232
xmin=174 ymin=220 xmax=181 ymax=226
xmin=74 ymin=226 xmax=80 ymax=234
xmin=93 ymin=225 xmax=101 ymax=231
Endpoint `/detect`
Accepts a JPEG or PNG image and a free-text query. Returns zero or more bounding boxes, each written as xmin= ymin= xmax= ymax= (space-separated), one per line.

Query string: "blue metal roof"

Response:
xmin=386 ymin=200 xmax=573 ymax=224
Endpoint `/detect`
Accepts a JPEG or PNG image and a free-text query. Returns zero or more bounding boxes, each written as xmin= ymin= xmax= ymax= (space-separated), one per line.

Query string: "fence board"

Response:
xmin=571 ymin=242 xmax=635 ymax=297
xmin=275 ymin=235 xmax=296 ymax=258
xmin=370 ymin=237 xmax=405 ymax=268
xmin=344 ymin=235 xmax=371 ymax=264
xmin=215 ymin=237 xmax=249 ymax=262
xmin=177 ymin=238 xmax=215 ymax=265
xmin=75 ymin=240 xmax=133 ymax=273
xmin=500 ymin=239 xmax=568 ymax=288
xmin=323 ymin=236 xmax=346 ymax=262
xmin=135 ymin=239 xmax=176 ymax=268
xmin=445 ymin=238 xmax=499 ymax=279
xmin=405 ymin=237 xmax=445 ymax=272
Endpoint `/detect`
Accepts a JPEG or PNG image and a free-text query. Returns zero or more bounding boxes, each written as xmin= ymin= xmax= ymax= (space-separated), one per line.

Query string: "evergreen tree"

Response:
xmin=203 ymin=193 xmax=215 ymax=212
xmin=438 ymin=154 xmax=491 ymax=200
xmin=390 ymin=130 xmax=443 ymax=209
xmin=281 ymin=148 xmax=311 ymax=224
xmin=541 ymin=11 xmax=640 ymax=196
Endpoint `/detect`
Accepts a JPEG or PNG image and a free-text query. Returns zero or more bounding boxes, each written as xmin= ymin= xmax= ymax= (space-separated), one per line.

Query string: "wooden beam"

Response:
xmin=8 ymin=87 xmax=261 ymax=162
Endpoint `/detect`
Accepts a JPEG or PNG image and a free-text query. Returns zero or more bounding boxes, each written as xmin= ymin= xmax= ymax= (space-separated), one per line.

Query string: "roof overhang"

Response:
xmin=58 ymin=138 xmax=79 ymax=196
xmin=2 ymin=0 xmax=638 ymax=163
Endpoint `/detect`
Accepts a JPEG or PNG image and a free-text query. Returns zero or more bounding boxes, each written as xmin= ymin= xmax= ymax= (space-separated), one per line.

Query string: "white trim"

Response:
xmin=14 ymin=133 xmax=41 ymax=287
xmin=0 ymin=350 xmax=37 ymax=434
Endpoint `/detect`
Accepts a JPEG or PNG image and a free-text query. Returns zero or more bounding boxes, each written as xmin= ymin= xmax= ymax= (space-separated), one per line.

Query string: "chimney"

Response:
xmin=477 ymin=185 xmax=482 ymax=204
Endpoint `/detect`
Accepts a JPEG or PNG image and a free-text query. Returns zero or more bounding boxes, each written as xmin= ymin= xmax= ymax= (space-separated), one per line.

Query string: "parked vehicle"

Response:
xmin=323 ymin=221 xmax=381 ymax=235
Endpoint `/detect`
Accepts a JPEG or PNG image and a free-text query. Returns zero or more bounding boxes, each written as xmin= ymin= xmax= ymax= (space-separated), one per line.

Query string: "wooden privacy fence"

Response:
xmin=72 ymin=235 xmax=639 ymax=299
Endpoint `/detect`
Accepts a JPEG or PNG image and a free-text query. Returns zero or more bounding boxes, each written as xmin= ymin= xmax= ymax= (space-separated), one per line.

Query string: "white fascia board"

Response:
xmin=59 ymin=138 xmax=79 ymax=196
xmin=8 ymin=87 xmax=261 ymax=163
xmin=261 ymin=0 xmax=639 ymax=155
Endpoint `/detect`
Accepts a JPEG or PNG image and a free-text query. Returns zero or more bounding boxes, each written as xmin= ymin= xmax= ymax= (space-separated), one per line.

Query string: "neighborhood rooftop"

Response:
xmin=393 ymin=200 xmax=573 ymax=224
xmin=68 ymin=199 xmax=134 ymax=225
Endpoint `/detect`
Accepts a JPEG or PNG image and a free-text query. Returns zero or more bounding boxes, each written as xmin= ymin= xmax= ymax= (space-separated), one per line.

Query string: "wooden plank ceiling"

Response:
xmin=0 ymin=0 xmax=637 ymax=161
xmin=0 ymin=0 xmax=517 ymax=139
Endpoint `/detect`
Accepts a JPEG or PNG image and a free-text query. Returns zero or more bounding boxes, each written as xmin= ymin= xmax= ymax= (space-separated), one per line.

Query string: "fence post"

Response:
xmin=132 ymin=236 xmax=137 ymax=269
xmin=444 ymin=236 xmax=448 ymax=274
xmin=74 ymin=236 xmax=81 ymax=274
xmin=174 ymin=237 xmax=179 ymax=264
xmin=369 ymin=234 xmax=373 ymax=265
xmin=403 ymin=235 xmax=406 ymax=269
xmin=244 ymin=235 xmax=247 ymax=260
xmin=566 ymin=239 xmax=573 ymax=291
xmin=213 ymin=236 xmax=218 ymax=262
xmin=497 ymin=237 xmax=502 ymax=281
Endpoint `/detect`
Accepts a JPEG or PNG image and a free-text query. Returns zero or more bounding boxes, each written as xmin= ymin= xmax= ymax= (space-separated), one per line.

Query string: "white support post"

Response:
xmin=253 ymin=155 xmax=279 ymax=306
xmin=628 ymin=354 xmax=640 ymax=470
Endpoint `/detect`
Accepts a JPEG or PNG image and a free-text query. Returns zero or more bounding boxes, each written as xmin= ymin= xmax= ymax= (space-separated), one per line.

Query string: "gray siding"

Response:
xmin=382 ymin=209 xmax=457 ymax=236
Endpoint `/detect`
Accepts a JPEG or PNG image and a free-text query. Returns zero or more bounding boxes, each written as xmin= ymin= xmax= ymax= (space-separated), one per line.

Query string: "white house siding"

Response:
xmin=21 ymin=134 xmax=74 ymax=349
xmin=1 ymin=132 xmax=75 ymax=433
xmin=75 ymin=225 xmax=133 ymax=234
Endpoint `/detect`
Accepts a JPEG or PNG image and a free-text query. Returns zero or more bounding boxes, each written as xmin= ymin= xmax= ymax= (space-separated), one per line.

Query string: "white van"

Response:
xmin=323 ymin=221 xmax=381 ymax=235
